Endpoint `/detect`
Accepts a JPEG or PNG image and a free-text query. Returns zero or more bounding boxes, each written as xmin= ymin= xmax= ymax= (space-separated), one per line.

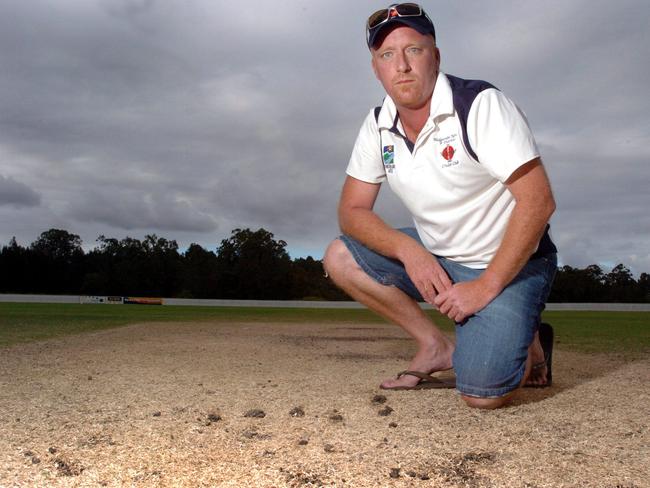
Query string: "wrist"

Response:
xmin=478 ymin=270 xmax=505 ymax=298
xmin=394 ymin=234 xmax=426 ymax=263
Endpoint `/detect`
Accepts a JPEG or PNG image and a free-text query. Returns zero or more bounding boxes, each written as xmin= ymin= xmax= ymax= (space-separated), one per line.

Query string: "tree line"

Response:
xmin=1 ymin=228 xmax=649 ymax=302
xmin=0 ymin=228 xmax=346 ymax=300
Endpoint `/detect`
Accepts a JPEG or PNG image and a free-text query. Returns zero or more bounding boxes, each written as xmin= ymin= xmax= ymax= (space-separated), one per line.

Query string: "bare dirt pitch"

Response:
xmin=0 ymin=321 xmax=648 ymax=487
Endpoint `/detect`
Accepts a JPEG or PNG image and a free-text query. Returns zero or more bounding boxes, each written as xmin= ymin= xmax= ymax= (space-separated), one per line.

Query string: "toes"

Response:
xmin=380 ymin=377 xmax=418 ymax=389
xmin=380 ymin=378 xmax=398 ymax=389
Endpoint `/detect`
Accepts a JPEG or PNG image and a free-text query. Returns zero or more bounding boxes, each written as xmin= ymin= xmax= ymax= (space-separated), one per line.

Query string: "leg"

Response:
xmin=323 ymin=238 xmax=454 ymax=389
xmin=463 ymin=322 xmax=551 ymax=407
xmin=461 ymin=354 xmax=535 ymax=409
xmin=444 ymin=255 xmax=556 ymax=408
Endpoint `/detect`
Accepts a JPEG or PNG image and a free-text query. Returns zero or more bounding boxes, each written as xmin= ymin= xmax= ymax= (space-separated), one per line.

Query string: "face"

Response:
xmin=371 ymin=25 xmax=440 ymax=111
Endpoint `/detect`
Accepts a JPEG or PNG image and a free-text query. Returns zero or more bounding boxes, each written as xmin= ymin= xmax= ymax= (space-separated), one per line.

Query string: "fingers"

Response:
xmin=441 ymin=305 xmax=467 ymax=323
xmin=403 ymin=252 xmax=452 ymax=305
xmin=451 ymin=310 xmax=468 ymax=323
xmin=418 ymin=281 xmax=437 ymax=305
xmin=418 ymin=273 xmax=450 ymax=304
xmin=435 ymin=289 xmax=468 ymax=323
xmin=432 ymin=270 xmax=453 ymax=293
xmin=433 ymin=290 xmax=446 ymax=309
xmin=420 ymin=267 xmax=452 ymax=303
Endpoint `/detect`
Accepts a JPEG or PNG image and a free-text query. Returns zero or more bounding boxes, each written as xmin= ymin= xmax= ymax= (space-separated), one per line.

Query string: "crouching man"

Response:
xmin=324 ymin=3 xmax=557 ymax=409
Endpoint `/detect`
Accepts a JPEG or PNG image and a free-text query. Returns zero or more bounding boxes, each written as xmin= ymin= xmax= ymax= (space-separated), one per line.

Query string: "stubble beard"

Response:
xmin=392 ymin=80 xmax=425 ymax=110
xmin=393 ymin=68 xmax=437 ymax=110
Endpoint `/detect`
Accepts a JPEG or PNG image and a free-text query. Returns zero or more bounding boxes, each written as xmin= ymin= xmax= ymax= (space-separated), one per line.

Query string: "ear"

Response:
xmin=371 ymin=53 xmax=380 ymax=80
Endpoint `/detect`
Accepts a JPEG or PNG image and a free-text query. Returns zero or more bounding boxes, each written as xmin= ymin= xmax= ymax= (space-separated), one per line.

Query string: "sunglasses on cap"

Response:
xmin=366 ymin=3 xmax=434 ymax=47
xmin=367 ymin=3 xmax=424 ymax=30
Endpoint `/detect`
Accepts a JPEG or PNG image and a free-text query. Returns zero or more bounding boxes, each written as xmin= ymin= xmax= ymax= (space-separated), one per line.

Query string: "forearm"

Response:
xmin=339 ymin=204 xmax=453 ymax=303
xmin=337 ymin=176 xmax=425 ymax=262
xmin=336 ymin=176 xmax=453 ymax=302
xmin=339 ymin=206 xmax=420 ymax=261
xmin=434 ymin=195 xmax=554 ymax=322
xmin=433 ymin=159 xmax=556 ymax=322
xmin=479 ymin=195 xmax=555 ymax=297
xmin=475 ymin=158 xmax=556 ymax=297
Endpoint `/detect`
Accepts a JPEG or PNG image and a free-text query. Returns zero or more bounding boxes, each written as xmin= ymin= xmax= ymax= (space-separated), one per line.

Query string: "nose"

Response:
xmin=395 ymin=50 xmax=411 ymax=73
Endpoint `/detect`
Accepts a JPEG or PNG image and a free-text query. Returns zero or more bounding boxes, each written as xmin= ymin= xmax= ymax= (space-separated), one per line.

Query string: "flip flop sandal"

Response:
xmin=380 ymin=370 xmax=456 ymax=390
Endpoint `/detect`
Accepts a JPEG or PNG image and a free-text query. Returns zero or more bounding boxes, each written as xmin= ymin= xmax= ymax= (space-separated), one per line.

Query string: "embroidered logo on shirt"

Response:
xmin=435 ymin=134 xmax=460 ymax=168
xmin=442 ymin=145 xmax=455 ymax=161
xmin=382 ymin=145 xmax=395 ymax=173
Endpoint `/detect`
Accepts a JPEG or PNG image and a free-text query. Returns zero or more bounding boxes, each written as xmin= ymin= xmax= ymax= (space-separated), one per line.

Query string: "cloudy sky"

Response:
xmin=1 ymin=0 xmax=649 ymax=276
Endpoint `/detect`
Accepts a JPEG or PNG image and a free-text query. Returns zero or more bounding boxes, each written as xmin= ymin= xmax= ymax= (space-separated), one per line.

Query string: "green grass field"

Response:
xmin=1 ymin=303 xmax=649 ymax=358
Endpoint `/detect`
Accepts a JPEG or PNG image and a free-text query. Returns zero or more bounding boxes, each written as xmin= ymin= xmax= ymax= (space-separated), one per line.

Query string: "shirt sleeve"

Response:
xmin=466 ymin=88 xmax=540 ymax=182
xmin=345 ymin=109 xmax=386 ymax=184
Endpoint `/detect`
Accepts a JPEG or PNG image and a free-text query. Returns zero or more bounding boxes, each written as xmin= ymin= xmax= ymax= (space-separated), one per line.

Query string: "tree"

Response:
xmin=214 ymin=228 xmax=292 ymax=299
xmin=29 ymin=229 xmax=85 ymax=293
xmin=83 ymin=234 xmax=182 ymax=296
xmin=180 ymin=244 xmax=219 ymax=298
xmin=549 ymin=264 xmax=607 ymax=302
xmin=0 ymin=237 xmax=31 ymax=293
xmin=604 ymin=264 xmax=643 ymax=302
xmin=83 ymin=236 xmax=142 ymax=295
xmin=290 ymin=256 xmax=349 ymax=300
xmin=31 ymin=229 xmax=83 ymax=260
xmin=639 ymin=273 xmax=650 ymax=302
xmin=140 ymin=235 xmax=182 ymax=297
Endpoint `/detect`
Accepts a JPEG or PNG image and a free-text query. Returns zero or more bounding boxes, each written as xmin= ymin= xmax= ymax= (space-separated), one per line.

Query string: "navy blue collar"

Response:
xmin=387 ymin=112 xmax=415 ymax=153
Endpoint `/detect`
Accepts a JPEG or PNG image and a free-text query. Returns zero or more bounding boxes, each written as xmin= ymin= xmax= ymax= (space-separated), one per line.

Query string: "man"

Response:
xmin=323 ymin=3 xmax=557 ymax=409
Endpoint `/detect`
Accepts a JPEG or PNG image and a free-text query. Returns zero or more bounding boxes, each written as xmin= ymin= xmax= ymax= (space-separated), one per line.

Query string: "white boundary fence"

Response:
xmin=1 ymin=294 xmax=649 ymax=311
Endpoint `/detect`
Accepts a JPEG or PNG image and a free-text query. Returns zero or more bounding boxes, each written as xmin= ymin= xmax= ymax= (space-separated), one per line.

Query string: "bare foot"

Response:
xmin=380 ymin=336 xmax=454 ymax=389
xmin=526 ymin=331 xmax=548 ymax=386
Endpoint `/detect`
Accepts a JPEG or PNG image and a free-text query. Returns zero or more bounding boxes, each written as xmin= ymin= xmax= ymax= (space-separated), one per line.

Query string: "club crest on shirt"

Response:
xmin=442 ymin=145 xmax=455 ymax=161
xmin=383 ymin=145 xmax=395 ymax=173
xmin=435 ymin=134 xmax=460 ymax=168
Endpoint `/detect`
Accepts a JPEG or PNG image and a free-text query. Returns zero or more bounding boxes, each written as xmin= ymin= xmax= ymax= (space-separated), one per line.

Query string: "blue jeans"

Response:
xmin=339 ymin=228 xmax=557 ymax=398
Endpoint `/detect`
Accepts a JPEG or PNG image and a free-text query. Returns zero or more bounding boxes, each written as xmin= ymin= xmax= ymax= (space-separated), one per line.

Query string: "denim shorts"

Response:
xmin=339 ymin=228 xmax=557 ymax=398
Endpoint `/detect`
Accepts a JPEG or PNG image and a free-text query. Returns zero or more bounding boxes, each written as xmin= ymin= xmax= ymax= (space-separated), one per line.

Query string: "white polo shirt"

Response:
xmin=346 ymin=72 xmax=540 ymax=268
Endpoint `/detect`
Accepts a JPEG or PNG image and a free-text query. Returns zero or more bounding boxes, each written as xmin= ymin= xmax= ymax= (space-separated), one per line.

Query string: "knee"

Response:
xmin=323 ymin=238 xmax=356 ymax=283
xmin=460 ymin=393 xmax=513 ymax=410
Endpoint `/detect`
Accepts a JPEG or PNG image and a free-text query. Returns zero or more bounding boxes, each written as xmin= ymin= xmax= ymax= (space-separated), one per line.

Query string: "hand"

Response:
xmin=434 ymin=279 xmax=499 ymax=323
xmin=401 ymin=246 xmax=452 ymax=305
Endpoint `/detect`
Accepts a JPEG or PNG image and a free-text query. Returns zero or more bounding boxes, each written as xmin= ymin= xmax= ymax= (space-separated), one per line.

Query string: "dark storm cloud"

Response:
xmin=0 ymin=175 xmax=41 ymax=208
xmin=69 ymin=187 xmax=218 ymax=232
xmin=0 ymin=0 xmax=648 ymax=275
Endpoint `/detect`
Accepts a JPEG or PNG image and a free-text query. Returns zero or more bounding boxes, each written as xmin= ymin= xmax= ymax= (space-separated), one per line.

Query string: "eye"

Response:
xmin=380 ymin=51 xmax=393 ymax=60
xmin=408 ymin=46 xmax=422 ymax=54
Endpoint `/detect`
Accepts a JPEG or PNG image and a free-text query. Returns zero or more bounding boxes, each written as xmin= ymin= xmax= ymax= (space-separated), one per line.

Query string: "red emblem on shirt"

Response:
xmin=442 ymin=145 xmax=455 ymax=161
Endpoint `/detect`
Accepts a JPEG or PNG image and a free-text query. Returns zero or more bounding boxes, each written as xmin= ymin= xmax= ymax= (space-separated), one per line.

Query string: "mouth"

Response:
xmin=395 ymin=78 xmax=415 ymax=86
